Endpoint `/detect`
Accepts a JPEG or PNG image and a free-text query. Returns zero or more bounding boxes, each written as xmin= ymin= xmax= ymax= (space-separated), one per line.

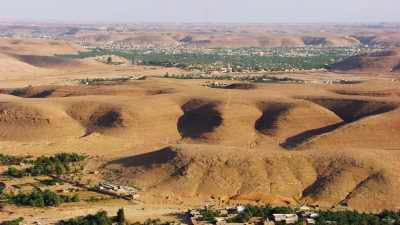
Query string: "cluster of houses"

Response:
xmin=271 ymin=208 xmax=319 ymax=225
xmin=188 ymin=206 xmax=320 ymax=225
xmin=94 ymin=182 xmax=140 ymax=200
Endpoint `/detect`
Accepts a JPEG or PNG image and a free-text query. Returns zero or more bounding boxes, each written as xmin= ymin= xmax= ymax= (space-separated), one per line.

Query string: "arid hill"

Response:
xmin=106 ymin=144 xmax=400 ymax=210
xmin=85 ymin=33 xmax=362 ymax=48
xmin=354 ymin=34 xmax=400 ymax=48
xmin=5 ymin=22 xmax=400 ymax=48
xmin=0 ymin=38 xmax=93 ymax=78
xmin=0 ymin=52 xmax=47 ymax=75
xmin=1 ymin=76 xmax=400 ymax=211
xmin=0 ymin=37 xmax=82 ymax=56
xmin=0 ymin=37 xmax=184 ymax=85
xmin=328 ymin=49 xmax=400 ymax=74
xmin=1 ymin=37 xmax=400 ymax=212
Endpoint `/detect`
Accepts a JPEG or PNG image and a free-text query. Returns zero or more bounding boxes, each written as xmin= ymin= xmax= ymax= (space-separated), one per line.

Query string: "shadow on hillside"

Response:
xmin=177 ymin=99 xmax=223 ymax=139
xmin=255 ymin=103 xmax=292 ymax=136
xmin=280 ymin=122 xmax=346 ymax=149
xmin=281 ymin=98 xmax=399 ymax=150
xmin=108 ymin=147 xmax=177 ymax=168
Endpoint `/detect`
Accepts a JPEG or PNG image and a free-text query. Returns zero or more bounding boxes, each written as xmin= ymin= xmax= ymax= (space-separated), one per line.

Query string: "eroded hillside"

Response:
xmin=1 ymin=77 xmax=400 ymax=210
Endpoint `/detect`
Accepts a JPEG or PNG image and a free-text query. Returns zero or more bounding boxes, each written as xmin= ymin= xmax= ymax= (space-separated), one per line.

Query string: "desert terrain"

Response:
xmin=0 ymin=26 xmax=400 ymax=223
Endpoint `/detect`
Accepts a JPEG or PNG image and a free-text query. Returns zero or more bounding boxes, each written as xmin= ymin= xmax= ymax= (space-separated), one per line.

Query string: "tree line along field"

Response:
xmin=4 ymin=205 xmax=400 ymax=225
xmin=0 ymin=153 xmax=87 ymax=208
xmin=197 ymin=205 xmax=400 ymax=225
xmin=60 ymin=46 xmax=381 ymax=72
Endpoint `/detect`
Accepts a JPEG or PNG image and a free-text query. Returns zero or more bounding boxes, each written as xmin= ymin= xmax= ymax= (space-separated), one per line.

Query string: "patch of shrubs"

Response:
xmin=141 ymin=219 xmax=174 ymax=225
xmin=39 ymin=178 xmax=65 ymax=186
xmin=6 ymin=153 xmax=87 ymax=178
xmin=6 ymin=166 xmax=23 ymax=178
xmin=0 ymin=217 xmax=24 ymax=225
xmin=316 ymin=210 xmax=400 ymax=225
xmin=227 ymin=205 xmax=294 ymax=223
xmin=0 ymin=154 xmax=27 ymax=166
xmin=58 ymin=209 xmax=175 ymax=225
xmin=58 ymin=210 xmax=113 ymax=225
xmin=198 ymin=209 xmax=221 ymax=223
xmin=9 ymin=189 xmax=79 ymax=207
xmin=58 ymin=208 xmax=125 ymax=225
xmin=226 ymin=205 xmax=400 ymax=225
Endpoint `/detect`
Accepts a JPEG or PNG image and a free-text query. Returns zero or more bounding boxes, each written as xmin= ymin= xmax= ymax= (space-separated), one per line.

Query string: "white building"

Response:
xmin=273 ymin=214 xmax=298 ymax=224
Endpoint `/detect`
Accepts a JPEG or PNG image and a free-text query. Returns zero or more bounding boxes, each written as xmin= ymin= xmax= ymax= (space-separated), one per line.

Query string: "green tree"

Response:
xmin=55 ymin=161 xmax=64 ymax=176
xmin=58 ymin=211 xmax=112 ymax=225
xmin=71 ymin=194 xmax=80 ymax=202
xmin=9 ymin=189 xmax=78 ymax=207
xmin=7 ymin=166 xmax=22 ymax=178
xmin=107 ymin=56 xmax=112 ymax=64
xmin=115 ymin=208 xmax=126 ymax=224
xmin=1 ymin=217 xmax=24 ymax=225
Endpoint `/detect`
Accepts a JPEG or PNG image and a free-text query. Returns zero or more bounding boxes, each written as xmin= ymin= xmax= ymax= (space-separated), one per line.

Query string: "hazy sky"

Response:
xmin=1 ymin=0 xmax=399 ymax=23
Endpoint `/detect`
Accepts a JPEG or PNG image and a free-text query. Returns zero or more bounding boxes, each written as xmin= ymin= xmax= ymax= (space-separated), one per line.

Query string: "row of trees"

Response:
xmin=7 ymin=189 xmax=79 ymax=207
xmin=225 ymin=205 xmax=400 ymax=225
xmin=58 ymin=209 xmax=176 ymax=225
xmin=198 ymin=208 xmax=222 ymax=223
xmin=227 ymin=205 xmax=295 ymax=223
xmin=58 ymin=209 xmax=125 ymax=225
xmin=0 ymin=217 xmax=24 ymax=225
xmin=316 ymin=210 xmax=400 ymax=225
xmin=7 ymin=153 xmax=87 ymax=178
xmin=0 ymin=154 xmax=26 ymax=166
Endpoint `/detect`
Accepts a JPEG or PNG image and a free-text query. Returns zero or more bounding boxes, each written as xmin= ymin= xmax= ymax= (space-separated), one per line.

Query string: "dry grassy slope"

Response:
xmin=0 ymin=52 xmax=47 ymax=75
xmin=362 ymin=34 xmax=400 ymax=48
xmin=303 ymin=108 xmax=400 ymax=150
xmin=12 ymin=54 xmax=87 ymax=69
xmin=106 ymin=144 xmax=400 ymax=210
xmin=178 ymin=34 xmax=361 ymax=48
xmin=328 ymin=79 xmax=400 ymax=97
xmin=0 ymin=38 xmax=186 ymax=88
xmin=0 ymin=38 xmax=108 ymax=79
xmin=328 ymin=49 xmax=400 ymax=74
xmin=253 ymin=100 xmax=342 ymax=148
xmin=0 ymin=94 xmax=182 ymax=143
xmin=0 ymin=78 xmax=400 ymax=210
xmin=0 ymin=38 xmax=82 ymax=56
xmin=76 ymin=32 xmax=179 ymax=46
xmin=0 ymin=100 xmax=84 ymax=141
xmin=0 ymin=79 xmax=399 ymax=148
xmin=81 ymin=32 xmax=363 ymax=48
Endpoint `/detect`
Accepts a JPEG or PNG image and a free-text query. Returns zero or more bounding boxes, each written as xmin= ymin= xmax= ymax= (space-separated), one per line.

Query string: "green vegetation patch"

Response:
xmin=227 ymin=205 xmax=295 ymax=223
xmin=0 ymin=217 xmax=24 ymax=225
xmin=316 ymin=210 xmax=400 ymax=225
xmin=7 ymin=153 xmax=87 ymax=178
xmin=226 ymin=205 xmax=400 ymax=225
xmin=39 ymin=178 xmax=65 ymax=186
xmin=58 ymin=209 xmax=125 ymax=225
xmin=0 ymin=154 xmax=27 ymax=166
xmin=58 ymin=208 xmax=174 ymax=225
xmin=199 ymin=209 xmax=221 ymax=223
xmin=8 ymin=189 xmax=79 ymax=207
xmin=60 ymin=46 xmax=382 ymax=72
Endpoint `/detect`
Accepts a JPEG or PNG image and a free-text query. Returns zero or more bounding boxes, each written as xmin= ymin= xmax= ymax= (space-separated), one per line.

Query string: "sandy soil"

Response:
xmin=1 ymin=38 xmax=400 ymax=222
